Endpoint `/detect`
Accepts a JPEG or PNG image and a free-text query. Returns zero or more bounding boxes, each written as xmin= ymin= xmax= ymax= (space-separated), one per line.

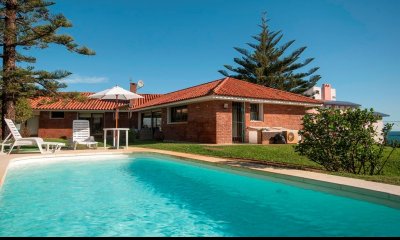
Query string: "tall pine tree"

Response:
xmin=0 ymin=0 xmax=95 ymax=138
xmin=219 ymin=13 xmax=320 ymax=94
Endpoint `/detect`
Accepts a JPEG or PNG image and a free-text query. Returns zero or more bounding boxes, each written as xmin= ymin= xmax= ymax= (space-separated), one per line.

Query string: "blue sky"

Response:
xmin=28 ymin=0 xmax=400 ymax=130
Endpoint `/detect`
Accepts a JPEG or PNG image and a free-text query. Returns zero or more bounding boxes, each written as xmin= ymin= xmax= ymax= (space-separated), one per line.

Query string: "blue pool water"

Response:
xmin=0 ymin=154 xmax=400 ymax=237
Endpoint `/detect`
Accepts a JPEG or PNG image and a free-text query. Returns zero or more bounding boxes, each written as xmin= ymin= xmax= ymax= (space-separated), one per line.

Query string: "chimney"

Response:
xmin=321 ymin=83 xmax=332 ymax=101
xmin=130 ymin=82 xmax=137 ymax=93
xmin=130 ymin=81 xmax=138 ymax=109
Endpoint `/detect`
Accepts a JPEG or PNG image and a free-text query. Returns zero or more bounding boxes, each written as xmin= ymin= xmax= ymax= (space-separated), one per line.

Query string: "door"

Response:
xmin=232 ymin=102 xmax=245 ymax=143
xmin=91 ymin=113 xmax=104 ymax=139
xmin=78 ymin=113 xmax=104 ymax=139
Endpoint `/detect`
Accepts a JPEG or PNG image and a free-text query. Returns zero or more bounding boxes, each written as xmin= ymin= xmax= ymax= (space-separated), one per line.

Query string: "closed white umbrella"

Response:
xmin=88 ymin=85 xmax=143 ymax=128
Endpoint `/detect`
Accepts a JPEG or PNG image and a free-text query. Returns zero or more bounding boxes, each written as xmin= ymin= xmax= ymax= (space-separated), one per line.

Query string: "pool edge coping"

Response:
xmin=1 ymin=147 xmax=400 ymax=205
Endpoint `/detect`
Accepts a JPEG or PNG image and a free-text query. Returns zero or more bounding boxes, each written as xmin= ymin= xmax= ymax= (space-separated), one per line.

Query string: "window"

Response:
xmin=78 ymin=112 xmax=91 ymax=121
xmin=170 ymin=105 xmax=188 ymax=123
xmin=141 ymin=112 xmax=152 ymax=128
xmin=50 ymin=111 xmax=64 ymax=119
xmin=152 ymin=111 xmax=162 ymax=130
xmin=250 ymin=103 xmax=262 ymax=121
xmin=78 ymin=113 xmax=104 ymax=137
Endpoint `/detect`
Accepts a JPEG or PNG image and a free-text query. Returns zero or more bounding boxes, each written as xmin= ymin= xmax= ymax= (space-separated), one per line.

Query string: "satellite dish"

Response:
xmin=137 ymin=80 xmax=144 ymax=89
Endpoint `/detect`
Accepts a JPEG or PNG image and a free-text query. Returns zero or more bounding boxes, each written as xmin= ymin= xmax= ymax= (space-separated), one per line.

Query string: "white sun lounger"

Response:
xmin=4 ymin=118 xmax=65 ymax=154
xmin=72 ymin=120 xmax=98 ymax=150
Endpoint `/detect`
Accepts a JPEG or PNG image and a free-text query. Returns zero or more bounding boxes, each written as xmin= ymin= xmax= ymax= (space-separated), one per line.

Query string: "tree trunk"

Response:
xmin=1 ymin=0 xmax=17 ymax=139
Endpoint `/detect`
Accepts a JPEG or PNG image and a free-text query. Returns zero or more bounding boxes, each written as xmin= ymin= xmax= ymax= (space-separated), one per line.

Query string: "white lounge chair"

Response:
xmin=4 ymin=118 xmax=65 ymax=154
xmin=72 ymin=120 xmax=98 ymax=150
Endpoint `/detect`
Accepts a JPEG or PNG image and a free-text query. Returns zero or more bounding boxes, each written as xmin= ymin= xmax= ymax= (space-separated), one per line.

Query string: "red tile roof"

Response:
xmin=30 ymin=92 xmax=163 ymax=110
xmin=135 ymin=77 xmax=322 ymax=110
xmin=30 ymin=78 xmax=321 ymax=111
xmin=131 ymin=94 xmax=163 ymax=109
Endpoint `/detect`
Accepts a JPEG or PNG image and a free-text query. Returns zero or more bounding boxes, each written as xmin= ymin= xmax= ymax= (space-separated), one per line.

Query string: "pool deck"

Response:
xmin=1 ymin=147 xmax=400 ymax=206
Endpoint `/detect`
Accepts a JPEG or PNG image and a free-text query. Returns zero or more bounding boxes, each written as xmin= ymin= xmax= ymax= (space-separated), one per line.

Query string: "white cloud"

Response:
xmin=61 ymin=75 xmax=109 ymax=84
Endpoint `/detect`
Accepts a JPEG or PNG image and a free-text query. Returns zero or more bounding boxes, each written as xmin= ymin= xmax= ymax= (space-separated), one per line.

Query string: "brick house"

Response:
xmin=27 ymin=88 xmax=162 ymax=139
xmin=133 ymin=77 xmax=322 ymax=144
xmin=26 ymin=77 xmax=322 ymax=144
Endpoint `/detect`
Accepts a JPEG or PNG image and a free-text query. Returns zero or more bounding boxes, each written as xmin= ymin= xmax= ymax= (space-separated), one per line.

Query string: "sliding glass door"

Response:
xmin=232 ymin=102 xmax=245 ymax=143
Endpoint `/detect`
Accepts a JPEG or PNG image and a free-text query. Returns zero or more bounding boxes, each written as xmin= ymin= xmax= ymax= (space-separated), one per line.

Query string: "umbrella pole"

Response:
xmin=115 ymin=95 xmax=119 ymax=149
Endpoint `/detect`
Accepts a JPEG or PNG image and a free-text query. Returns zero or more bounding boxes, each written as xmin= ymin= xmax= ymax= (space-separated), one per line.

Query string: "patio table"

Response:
xmin=103 ymin=128 xmax=130 ymax=150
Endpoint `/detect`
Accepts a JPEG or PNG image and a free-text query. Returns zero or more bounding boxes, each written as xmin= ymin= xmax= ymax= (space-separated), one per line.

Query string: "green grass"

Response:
xmin=331 ymin=147 xmax=400 ymax=185
xmin=131 ymin=140 xmax=321 ymax=169
xmin=130 ymin=140 xmax=400 ymax=186
xmin=7 ymin=138 xmax=400 ymax=185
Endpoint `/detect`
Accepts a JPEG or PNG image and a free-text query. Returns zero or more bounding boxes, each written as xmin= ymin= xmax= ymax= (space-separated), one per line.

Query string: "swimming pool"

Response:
xmin=0 ymin=153 xmax=399 ymax=237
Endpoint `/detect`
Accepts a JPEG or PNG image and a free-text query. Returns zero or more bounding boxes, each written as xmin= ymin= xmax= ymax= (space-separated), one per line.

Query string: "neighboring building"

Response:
xmin=305 ymin=83 xmax=390 ymax=142
xmin=27 ymin=77 xmax=322 ymax=144
xmin=305 ymin=83 xmax=360 ymax=110
xmin=304 ymin=83 xmax=337 ymax=101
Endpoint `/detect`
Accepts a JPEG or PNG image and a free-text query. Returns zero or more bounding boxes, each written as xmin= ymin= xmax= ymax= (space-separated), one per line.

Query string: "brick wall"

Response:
xmin=215 ymin=102 xmax=232 ymax=144
xmin=244 ymin=103 xmax=307 ymax=142
xmin=36 ymin=102 xmax=307 ymax=142
xmin=159 ymin=100 xmax=233 ymax=143
xmin=38 ymin=111 xmax=134 ymax=139
xmin=38 ymin=111 xmax=77 ymax=138
xmin=144 ymin=101 xmax=307 ymax=144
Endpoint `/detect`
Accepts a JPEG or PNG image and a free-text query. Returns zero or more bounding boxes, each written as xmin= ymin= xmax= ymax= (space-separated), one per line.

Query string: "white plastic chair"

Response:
xmin=72 ymin=120 xmax=98 ymax=150
xmin=4 ymin=118 xmax=65 ymax=154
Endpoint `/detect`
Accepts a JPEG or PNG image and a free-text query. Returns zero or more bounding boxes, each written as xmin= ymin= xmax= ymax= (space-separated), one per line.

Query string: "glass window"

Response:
xmin=78 ymin=112 xmax=91 ymax=121
xmin=170 ymin=106 xmax=188 ymax=123
xmin=78 ymin=113 xmax=104 ymax=138
xmin=250 ymin=104 xmax=261 ymax=121
xmin=141 ymin=112 xmax=152 ymax=128
xmin=91 ymin=113 xmax=104 ymax=136
xmin=152 ymin=111 xmax=162 ymax=129
xmin=50 ymin=112 xmax=64 ymax=119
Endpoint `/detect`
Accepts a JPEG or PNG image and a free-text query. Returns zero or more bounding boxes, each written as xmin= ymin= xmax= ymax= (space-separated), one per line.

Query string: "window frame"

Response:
xmin=169 ymin=105 xmax=188 ymax=124
xmin=250 ymin=103 xmax=263 ymax=122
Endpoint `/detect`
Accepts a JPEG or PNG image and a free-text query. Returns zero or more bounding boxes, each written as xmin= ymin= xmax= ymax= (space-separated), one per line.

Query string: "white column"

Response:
xmin=104 ymin=129 xmax=107 ymax=149
xmin=117 ymin=130 xmax=120 ymax=149
xmin=113 ymin=129 xmax=116 ymax=147
xmin=126 ymin=130 xmax=128 ymax=149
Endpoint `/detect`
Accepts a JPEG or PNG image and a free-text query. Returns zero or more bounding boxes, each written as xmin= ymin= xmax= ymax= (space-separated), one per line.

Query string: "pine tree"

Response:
xmin=0 ymin=0 xmax=95 ymax=138
xmin=219 ymin=13 xmax=320 ymax=94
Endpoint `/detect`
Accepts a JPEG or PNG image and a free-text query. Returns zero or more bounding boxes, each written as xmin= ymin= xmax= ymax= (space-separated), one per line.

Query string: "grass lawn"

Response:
xmin=130 ymin=140 xmax=400 ymax=186
xmin=11 ymin=138 xmax=399 ymax=186
xmin=131 ymin=140 xmax=321 ymax=169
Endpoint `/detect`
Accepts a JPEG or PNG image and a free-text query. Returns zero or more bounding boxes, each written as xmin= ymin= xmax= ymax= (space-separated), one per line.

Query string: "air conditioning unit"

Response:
xmin=283 ymin=130 xmax=299 ymax=144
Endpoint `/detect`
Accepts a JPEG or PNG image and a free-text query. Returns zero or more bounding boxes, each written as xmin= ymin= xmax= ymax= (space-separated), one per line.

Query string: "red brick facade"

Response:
xmin=29 ymin=78 xmax=319 ymax=143
xmin=160 ymin=101 xmax=219 ymax=143
xmin=38 ymin=112 xmax=77 ymax=138
xmin=244 ymin=103 xmax=307 ymax=142
xmin=36 ymin=101 xmax=307 ymax=143
xmin=37 ymin=111 xmax=133 ymax=139
xmin=141 ymin=101 xmax=306 ymax=144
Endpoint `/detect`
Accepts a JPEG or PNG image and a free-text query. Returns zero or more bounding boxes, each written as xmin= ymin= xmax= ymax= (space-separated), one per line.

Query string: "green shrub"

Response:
xmin=295 ymin=108 xmax=395 ymax=175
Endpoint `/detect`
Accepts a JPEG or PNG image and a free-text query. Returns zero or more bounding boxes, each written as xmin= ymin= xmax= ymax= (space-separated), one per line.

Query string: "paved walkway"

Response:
xmin=1 ymin=147 xmax=400 ymax=207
